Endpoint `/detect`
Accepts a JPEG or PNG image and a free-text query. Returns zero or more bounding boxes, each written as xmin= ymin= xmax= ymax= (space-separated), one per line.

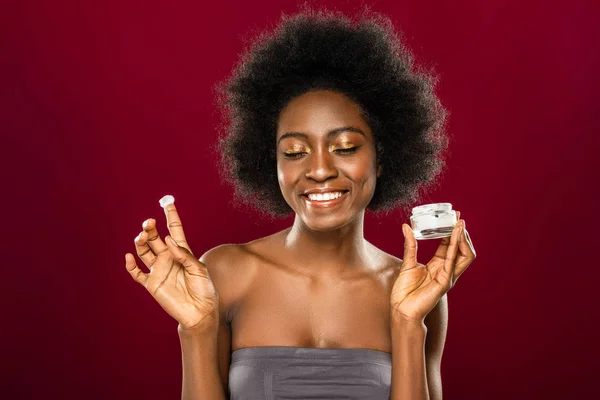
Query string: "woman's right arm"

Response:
xmin=179 ymin=244 xmax=238 ymax=400
xmin=125 ymin=199 xmax=231 ymax=400
xmin=179 ymin=321 xmax=227 ymax=400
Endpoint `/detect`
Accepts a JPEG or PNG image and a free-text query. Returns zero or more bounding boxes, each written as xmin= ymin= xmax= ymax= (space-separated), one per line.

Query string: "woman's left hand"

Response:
xmin=390 ymin=211 xmax=477 ymax=323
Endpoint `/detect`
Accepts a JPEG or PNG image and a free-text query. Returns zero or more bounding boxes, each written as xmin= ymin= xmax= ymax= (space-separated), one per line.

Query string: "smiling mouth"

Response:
xmin=300 ymin=190 xmax=350 ymax=206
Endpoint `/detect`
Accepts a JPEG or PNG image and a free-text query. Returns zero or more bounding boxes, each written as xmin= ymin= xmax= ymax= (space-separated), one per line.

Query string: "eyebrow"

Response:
xmin=277 ymin=126 xmax=366 ymax=145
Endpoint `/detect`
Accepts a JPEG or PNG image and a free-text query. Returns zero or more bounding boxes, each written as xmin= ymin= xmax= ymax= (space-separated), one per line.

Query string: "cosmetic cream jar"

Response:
xmin=410 ymin=203 xmax=457 ymax=240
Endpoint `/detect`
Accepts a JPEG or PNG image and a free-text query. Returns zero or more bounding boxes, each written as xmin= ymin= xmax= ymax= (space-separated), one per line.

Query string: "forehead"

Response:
xmin=276 ymin=90 xmax=373 ymax=140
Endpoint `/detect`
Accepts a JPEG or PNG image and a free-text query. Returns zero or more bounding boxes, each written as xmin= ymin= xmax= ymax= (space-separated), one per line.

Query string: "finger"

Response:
xmin=453 ymin=223 xmax=480 ymax=283
xmin=165 ymin=235 xmax=206 ymax=277
xmin=464 ymin=227 xmax=475 ymax=257
xmin=426 ymin=217 xmax=460 ymax=276
xmin=401 ymin=224 xmax=418 ymax=270
xmin=440 ymin=222 xmax=462 ymax=288
xmin=432 ymin=211 xmax=460 ymax=260
xmin=457 ymin=220 xmax=471 ymax=253
xmin=162 ymin=201 xmax=194 ymax=256
xmin=454 ymin=220 xmax=472 ymax=275
xmin=134 ymin=230 xmax=157 ymax=268
xmin=429 ymin=216 xmax=461 ymax=266
xmin=141 ymin=218 xmax=169 ymax=259
xmin=455 ymin=218 xmax=476 ymax=257
xmin=125 ymin=253 xmax=148 ymax=286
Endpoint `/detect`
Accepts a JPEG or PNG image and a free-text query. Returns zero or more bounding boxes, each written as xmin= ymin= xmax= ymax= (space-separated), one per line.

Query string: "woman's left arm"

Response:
xmin=389 ymin=295 xmax=447 ymax=400
xmin=424 ymin=294 xmax=448 ymax=400
xmin=389 ymin=211 xmax=476 ymax=400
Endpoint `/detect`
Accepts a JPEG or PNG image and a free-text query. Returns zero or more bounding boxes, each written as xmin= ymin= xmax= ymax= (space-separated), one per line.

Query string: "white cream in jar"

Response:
xmin=410 ymin=203 xmax=457 ymax=240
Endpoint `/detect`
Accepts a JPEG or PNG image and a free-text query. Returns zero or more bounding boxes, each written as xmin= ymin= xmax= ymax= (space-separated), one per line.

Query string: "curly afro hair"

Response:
xmin=213 ymin=5 xmax=450 ymax=219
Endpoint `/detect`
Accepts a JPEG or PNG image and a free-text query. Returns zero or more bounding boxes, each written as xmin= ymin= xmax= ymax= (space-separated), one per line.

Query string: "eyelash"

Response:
xmin=283 ymin=147 xmax=359 ymax=159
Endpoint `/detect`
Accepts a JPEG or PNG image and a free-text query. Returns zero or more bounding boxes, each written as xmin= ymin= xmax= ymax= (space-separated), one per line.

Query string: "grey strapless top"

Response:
xmin=229 ymin=346 xmax=392 ymax=400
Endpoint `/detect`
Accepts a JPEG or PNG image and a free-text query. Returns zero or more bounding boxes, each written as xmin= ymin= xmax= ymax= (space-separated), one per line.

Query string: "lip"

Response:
xmin=301 ymin=191 xmax=350 ymax=208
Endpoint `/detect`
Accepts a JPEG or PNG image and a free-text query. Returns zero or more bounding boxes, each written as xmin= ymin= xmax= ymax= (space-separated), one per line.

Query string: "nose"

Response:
xmin=304 ymin=148 xmax=338 ymax=181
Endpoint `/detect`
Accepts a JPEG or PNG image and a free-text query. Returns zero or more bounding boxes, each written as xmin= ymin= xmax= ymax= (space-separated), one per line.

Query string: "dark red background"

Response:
xmin=2 ymin=0 xmax=599 ymax=398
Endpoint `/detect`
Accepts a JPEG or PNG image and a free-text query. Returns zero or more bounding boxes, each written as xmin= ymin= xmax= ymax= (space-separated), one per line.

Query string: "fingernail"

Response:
xmin=402 ymin=224 xmax=408 ymax=236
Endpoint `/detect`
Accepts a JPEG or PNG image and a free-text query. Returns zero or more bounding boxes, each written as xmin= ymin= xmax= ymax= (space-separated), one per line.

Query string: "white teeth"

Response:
xmin=307 ymin=191 xmax=345 ymax=201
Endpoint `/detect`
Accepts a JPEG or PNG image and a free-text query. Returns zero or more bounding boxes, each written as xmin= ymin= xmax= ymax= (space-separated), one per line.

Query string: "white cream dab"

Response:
xmin=159 ymin=195 xmax=175 ymax=208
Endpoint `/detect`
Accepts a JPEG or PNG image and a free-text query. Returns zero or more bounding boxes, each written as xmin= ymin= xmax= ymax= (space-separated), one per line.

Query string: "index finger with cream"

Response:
xmin=159 ymin=195 xmax=194 ymax=256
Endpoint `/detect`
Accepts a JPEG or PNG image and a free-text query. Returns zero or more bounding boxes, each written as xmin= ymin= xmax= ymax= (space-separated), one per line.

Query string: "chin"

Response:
xmin=299 ymin=211 xmax=357 ymax=232
xmin=304 ymin=220 xmax=347 ymax=232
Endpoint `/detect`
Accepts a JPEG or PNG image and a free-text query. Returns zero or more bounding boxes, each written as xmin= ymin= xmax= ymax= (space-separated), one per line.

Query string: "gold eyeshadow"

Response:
xmin=282 ymin=142 xmax=357 ymax=153
xmin=283 ymin=146 xmax=310 ymax=154
xmin=330 ymin=141 xmax=356 ymax=151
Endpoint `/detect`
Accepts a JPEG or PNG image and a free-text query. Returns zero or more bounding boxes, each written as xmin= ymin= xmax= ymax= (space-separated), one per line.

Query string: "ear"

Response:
xmin=377 ymin=164 xmax=382 ymax=178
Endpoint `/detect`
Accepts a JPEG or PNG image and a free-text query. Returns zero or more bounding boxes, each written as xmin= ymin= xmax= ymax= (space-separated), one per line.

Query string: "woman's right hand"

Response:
xmin=125 ymin=199 xmax=219 ymax=332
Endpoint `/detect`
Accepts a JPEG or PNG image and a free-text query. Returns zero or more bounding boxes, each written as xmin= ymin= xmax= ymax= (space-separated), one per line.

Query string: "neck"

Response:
xmin=283 ymin=211 xmax=370 ymax=276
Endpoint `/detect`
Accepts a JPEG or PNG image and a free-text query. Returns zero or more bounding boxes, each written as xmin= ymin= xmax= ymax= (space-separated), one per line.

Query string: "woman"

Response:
xmin=125 ymin=6 xmax=476 ymax=400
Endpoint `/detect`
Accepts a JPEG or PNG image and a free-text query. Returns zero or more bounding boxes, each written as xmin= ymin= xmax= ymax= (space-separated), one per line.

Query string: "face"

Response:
xmin=276 ymin=90 xmax=382 ymax=231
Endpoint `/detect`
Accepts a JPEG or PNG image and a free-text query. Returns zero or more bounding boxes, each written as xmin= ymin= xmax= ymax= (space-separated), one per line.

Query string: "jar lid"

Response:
xmin=411 ymin=203 xmax=453 ymax=216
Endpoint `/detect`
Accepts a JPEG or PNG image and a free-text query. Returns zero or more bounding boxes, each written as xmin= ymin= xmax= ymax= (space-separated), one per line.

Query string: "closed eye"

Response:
xmin=283 ymin=152 xmax=307 ymax=159
xmin=334 ymin=147 xmax=359 ymax=154
xmin=283 ymin=147 xmax=359 ymax=159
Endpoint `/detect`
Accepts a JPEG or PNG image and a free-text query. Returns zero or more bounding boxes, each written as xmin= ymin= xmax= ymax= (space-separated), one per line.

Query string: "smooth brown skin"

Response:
xmin=126 ymin=90 xmax=462 ymax=398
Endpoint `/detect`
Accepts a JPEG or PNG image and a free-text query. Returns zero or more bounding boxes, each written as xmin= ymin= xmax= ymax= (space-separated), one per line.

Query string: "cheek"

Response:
xmin=346 ymin=157 xmax=378 ymax=189
xmin=277 ymin=163 xmax=295 ymax=195
xmin=276 ymin=163 xmax=285 ymax=185
xmin=359 ymin=173 xmax=378 ymax=197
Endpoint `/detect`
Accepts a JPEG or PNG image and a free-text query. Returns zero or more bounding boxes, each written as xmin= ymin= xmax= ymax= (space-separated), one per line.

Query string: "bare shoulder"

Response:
xmin=364 ymin=241 xmax=403 ymax=279
xmin=199 ymin=242 xmax=250 ymax=268
xmin=199 ymin=243 xmax=259 ymax=322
